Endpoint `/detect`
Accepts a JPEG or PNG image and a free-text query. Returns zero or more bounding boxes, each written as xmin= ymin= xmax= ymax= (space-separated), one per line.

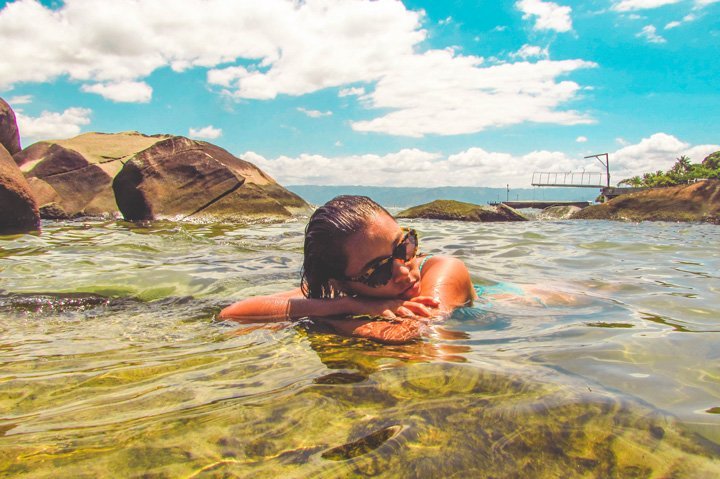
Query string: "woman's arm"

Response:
xmin=218 ymin=288 xmax=439 ymax=322
xmin=418 ymin=255 xmax=476 ymax=312
xmin=316 ymin=256 xmax=476 ymax=344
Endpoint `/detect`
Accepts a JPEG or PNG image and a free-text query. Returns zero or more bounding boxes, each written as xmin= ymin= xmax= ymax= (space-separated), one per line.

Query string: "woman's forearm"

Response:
xmin=219 ymin=295 xmax=359 ymax=322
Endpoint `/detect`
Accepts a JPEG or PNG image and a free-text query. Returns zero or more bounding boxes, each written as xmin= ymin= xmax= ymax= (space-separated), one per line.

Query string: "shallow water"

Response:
xmin=1 ymin=218 xmax=719 ymax=478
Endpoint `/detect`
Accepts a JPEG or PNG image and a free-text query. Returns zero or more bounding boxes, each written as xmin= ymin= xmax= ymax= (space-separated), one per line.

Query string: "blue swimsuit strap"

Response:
xmin=418 ymin=254 xmax=433 ymax=273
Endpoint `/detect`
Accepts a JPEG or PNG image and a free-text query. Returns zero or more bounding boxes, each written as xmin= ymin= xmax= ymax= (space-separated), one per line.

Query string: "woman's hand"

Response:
xmin=352 ymin=316 xmax=431 ymax=344
xmin=348 ymin=295 xmax=440 ymax=320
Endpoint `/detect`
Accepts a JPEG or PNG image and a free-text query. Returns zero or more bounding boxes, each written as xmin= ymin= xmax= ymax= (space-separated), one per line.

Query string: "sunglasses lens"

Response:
xmin=365 ymin=261 xmax=394 ymax=287
xmin=347 ymin=229 xmax=419 ymax=288
xmin=395 ymin=230 xmax=418 ymax=262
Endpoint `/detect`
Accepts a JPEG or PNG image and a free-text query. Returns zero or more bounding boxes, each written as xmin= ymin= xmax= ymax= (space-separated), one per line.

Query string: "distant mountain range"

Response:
xmin=285 ymin=185 xmax=600 ymax=208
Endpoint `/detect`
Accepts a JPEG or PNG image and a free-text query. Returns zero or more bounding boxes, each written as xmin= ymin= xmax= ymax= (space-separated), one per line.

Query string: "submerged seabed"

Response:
xmin=0 ymin=218 xmax=719 ymax=478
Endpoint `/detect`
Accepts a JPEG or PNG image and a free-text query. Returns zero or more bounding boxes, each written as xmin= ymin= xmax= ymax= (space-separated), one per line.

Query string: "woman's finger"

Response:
xmin=402 ymin=302 xmax=432 ymax=317
xmin=409 ymin=296 xmax=440 ymax=306
xmin=380 ymin=309 xmax=396 ymax=319
xmin=395 ymin=306 xmax=414 ymax=318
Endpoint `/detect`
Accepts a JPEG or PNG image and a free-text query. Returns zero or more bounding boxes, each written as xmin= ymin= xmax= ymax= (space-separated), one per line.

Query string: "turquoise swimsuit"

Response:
xmin=473 ymin=282 xmax=524 ymax=297
xmin=418 ymin=254 xmax=524 ymax=311
xmin=418 ymin=254 xmax=433 ymax=273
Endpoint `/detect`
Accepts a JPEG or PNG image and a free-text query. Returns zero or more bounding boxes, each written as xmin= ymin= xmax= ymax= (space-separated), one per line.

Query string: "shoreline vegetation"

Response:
xmin=2 ymin=96 xmax=719 ymax=235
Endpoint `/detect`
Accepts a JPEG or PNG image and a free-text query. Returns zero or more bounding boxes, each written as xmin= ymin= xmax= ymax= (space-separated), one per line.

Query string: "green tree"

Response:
xmin=668 ymin=155 xmax=692 ymax=184
xmin=702 ymin=151 xmax=720 ymax=170
xmin=618 ymin=176 xmax=643 ymax=187
xmin=619 ymin=151 xmax=720 ymax=187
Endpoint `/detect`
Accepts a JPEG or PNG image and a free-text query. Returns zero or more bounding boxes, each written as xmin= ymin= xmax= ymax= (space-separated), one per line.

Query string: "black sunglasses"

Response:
xmin=342 ymin=228 xmax=418 ymax=288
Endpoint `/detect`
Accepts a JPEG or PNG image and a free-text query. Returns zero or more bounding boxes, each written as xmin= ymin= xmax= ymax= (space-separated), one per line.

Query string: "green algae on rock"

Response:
xmin=396 ymin=199 xmax=527 ymax=222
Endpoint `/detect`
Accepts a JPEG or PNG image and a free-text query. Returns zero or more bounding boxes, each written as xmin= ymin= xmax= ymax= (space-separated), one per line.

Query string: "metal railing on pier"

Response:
xmin=531 ymin=171 xmax=606 ymax=188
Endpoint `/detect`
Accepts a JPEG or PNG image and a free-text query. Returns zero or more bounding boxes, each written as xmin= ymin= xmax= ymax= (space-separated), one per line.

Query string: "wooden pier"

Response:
xmin=493 ymin=200 xmax=592 ymax=209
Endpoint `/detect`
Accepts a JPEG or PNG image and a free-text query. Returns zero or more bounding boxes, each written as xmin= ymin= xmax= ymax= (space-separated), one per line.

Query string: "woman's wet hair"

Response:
xmin=301 ymin=195 xmax=391 ymax=299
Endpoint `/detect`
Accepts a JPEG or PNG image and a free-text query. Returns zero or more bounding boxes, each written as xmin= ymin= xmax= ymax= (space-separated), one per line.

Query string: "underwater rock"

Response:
xmin=112 ymin=136 xmax=311 ymax=221
xmin=0 ymin=98 xmax=21 ymax=155
xmin=396 ymin=199 xmax=527 ymax=222
xmin=572 ymin=179 xmax=720 ymax=224
xmin=0 ymin=144 xmax=40 ymax=234
xmin=0 ymin=291 xmax=111 ymax=313
xmin=539 ymin=205 xmax=583 ymax=220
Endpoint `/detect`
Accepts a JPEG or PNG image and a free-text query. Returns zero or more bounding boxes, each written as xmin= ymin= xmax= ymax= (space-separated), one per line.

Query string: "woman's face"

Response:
xmin=340 ymin=212 xmax=422 ymax=299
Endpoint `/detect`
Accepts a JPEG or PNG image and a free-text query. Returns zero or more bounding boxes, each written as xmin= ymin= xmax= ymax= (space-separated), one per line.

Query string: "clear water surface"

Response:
xmin=1 ymin=217 xmax=719 ymax=478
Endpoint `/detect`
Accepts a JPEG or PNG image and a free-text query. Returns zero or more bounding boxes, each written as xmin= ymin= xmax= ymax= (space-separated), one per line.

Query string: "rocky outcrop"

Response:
xmin=572 ymin=180 xmax=720 ymax=223
xmin=0 ymin=98 xmax=21 ymax=155
xmin=15 ymin=132 xmax=168 ymax=218
xmin=0 ymin=144 xmax=40 ymax=234
xmin=13 ymin=131 xmax=308 ymax=222
xmin=396 ymin=199 xmax=527 ymax=222
xmin=112 ymin=136 xmax=310 ymax=221
xmin=16 ymin=143 xmax=115 ymax=218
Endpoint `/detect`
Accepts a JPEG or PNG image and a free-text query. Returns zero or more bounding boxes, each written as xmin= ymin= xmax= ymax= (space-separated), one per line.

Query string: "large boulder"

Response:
xmin=112 ymin=136 xmax=311 ymax=221
xmin=396 ymin=199 xmax=527 ymax=222
xmin=15 ymin=131 xmax=169 ymax=218
xmin=572 ymin=180 xmax=720 ymax=223
xmin=0 ymin=98 xmax=21 ymax=155
xmin=0 ymin=144 xmax=40 ymax=234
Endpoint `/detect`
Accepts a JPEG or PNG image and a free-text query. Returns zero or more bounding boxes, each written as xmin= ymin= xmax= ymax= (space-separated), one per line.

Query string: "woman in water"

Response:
xmin=219 ymin=195 xmax=476 ymax=343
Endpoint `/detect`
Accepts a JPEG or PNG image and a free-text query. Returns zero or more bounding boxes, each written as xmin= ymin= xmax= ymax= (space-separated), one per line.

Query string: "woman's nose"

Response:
xmin=392 ymin=258 xmax=411 ymax=282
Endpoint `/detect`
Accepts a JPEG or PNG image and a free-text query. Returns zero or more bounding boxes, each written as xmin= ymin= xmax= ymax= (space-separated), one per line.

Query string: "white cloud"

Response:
xmin=665 ymin=14 xmax=697 ymax=29
xmin=81 ymin=81 xmax=153 ymax=103
xmin=188 ymin=125 xmax=222 ymax=139
xmin=576 ymin=136 xmax=587 ymax=143
xmin=15 ymin=107 xmax=92 ymax=142
xmin=636 ymin=25 xmax=666 ymax=43
xmin=243 ymin=147 xmax=595 ymax=188
xmin=339 ymin=87 xmax=365 ymax=97
xmin=240 ymin=133 xmax=718 ymax=187
xmin=695 ymin=0 xmax=720 ymax=6
xmin=0 ymin=0 xmax=595 ymax=138
xmin=610 ymin=133 xmax=719 ymax=181
xmin=350 ymin=56 xmax=596 ymax=137
xmin=510 ymin=44 xmax=550 ymax=60
xmin=297 ymin=107 xmax=332 ymax=118
xmin=7 ymin=94 xmax=33 ymax=105
xmin=613 ymin=0 xmax=682 ymax=11
xmin=516 ymin=0 xmax=573 ymax=32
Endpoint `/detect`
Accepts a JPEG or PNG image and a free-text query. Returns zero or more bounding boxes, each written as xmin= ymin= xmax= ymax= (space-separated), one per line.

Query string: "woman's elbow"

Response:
xmin=218 ymin=302 xmax=243 ymax=320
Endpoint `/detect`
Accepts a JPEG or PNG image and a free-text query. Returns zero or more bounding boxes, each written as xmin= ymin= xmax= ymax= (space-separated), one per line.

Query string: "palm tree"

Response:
xmin=618 ymin=176 xmax=643 ymax=187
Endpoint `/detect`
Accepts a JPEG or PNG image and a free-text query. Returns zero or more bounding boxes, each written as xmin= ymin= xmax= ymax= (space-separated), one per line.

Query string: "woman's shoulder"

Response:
xmin=419 ymin=254 xmax=470 ymax=276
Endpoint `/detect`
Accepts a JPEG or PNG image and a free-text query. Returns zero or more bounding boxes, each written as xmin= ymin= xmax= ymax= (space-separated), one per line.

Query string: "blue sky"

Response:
xmin=1 ymin=0 xmax=718 ymax=187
